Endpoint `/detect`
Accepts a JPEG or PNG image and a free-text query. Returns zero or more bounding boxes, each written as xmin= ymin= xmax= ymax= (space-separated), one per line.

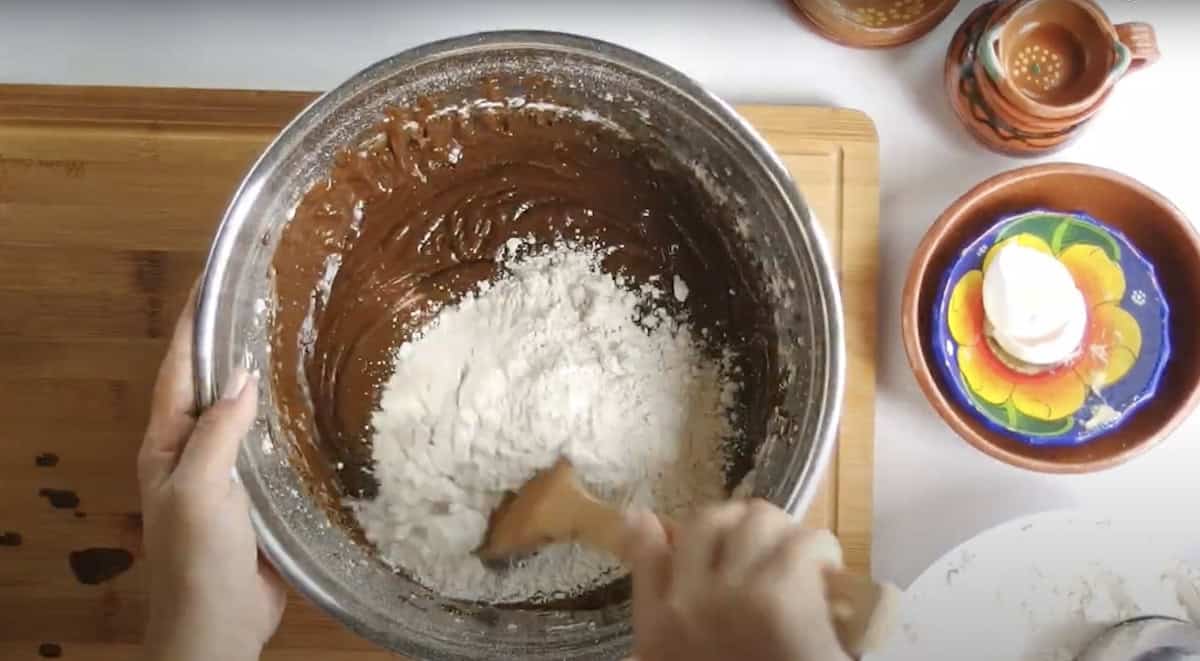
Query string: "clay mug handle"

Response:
xmin=1115 ymin=22 xmax=1160 ymax=72
xmin=978 ymin=23 xmax=1007 ymax=84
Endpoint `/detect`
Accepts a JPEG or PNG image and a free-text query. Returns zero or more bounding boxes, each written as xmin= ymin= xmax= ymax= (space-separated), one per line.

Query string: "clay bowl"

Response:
xmin=793 ymin=0 xmax=960 ymax=48
xmin=972 ymin=45 xmax=1109 ymax=134
xmin=902 ymin=164 xmax=1200 ymax=473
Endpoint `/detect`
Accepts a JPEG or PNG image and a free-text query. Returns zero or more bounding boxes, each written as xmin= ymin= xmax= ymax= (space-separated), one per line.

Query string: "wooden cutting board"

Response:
xmin=0 ymin=85 xmax=878 ymax=660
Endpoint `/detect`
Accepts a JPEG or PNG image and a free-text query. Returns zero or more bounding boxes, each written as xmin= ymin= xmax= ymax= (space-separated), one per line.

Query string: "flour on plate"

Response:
xmin=353 ymin=241 xmax=735 ymax=602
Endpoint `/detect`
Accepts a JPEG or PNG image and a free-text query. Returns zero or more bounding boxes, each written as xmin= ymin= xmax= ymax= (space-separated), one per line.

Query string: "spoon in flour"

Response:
xmin=478 ymin=458 xmax=897 ymax=657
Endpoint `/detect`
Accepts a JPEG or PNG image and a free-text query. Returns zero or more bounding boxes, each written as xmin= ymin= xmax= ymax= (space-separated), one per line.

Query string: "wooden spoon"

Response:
xmin=478 ymin=458 xmax=897 ymax=657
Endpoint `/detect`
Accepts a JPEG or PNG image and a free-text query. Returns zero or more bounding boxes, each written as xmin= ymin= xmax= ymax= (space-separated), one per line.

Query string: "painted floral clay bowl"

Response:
xmin=793 ymin=0 xmax=960 ymax=48
xmin=931 ymin=210 xmax=1169 ymax=447
xmin=903 ymin=164 xmax=1200 ymax=473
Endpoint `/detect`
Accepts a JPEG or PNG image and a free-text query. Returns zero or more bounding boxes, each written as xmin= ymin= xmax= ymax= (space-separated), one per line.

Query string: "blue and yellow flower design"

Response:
xmin=933 ymin=211 xmax=1170 ymax=446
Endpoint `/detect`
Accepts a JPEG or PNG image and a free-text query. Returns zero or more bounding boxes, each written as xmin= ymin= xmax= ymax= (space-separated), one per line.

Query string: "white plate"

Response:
xmin=867 ymin=509 xmax=1200 ymax=661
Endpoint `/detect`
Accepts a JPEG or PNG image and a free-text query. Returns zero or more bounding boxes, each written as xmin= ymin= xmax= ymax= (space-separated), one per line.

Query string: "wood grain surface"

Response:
xmin=0 ymin=85 xmax=878 ymax=660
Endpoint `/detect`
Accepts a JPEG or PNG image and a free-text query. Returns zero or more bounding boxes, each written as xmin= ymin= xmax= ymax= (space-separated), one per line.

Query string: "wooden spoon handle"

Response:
xmin=570 ymin=493 xmax=633 ymax=558
xmin=826 ymin=570 xmax=898 ymax=658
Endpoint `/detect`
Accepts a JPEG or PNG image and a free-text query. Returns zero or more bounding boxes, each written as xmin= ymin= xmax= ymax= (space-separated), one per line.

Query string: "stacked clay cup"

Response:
xmin=950 ymin=0 xmax=1159 ymax=156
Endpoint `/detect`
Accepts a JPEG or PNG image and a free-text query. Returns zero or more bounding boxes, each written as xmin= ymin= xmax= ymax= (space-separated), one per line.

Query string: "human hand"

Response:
xmin=626 ymin=500 xmax=851 ymax=661
xmin=138 ymin=289 xmax=286 ymax=661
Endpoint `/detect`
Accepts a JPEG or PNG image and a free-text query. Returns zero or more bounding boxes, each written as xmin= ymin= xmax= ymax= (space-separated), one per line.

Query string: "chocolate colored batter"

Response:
xmin=270 ymin=83 xmax=776 ymax=540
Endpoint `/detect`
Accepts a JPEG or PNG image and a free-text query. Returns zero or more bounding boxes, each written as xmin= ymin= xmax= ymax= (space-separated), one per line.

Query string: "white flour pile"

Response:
xmin=353 ymin=240 xmax=736 ymax=603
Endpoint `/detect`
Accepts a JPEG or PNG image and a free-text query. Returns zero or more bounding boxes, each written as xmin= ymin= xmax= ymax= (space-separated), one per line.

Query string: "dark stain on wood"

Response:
xmin=35 ymin=452 xmax=60 ymax=467
xmin=74 ymin=511 xmax=87 ymax=519
xmin=0 ymin=531 xmax=22 ymax=546
xmin=68 ymin=548 xmax=134 ymax=585
xmin=38 ymin=642 xmax=63 ymax=658
xmin=38 ymin=488 xmax=80 ymax=509
xmin=132 ymin=250 xmax=167 ymax=338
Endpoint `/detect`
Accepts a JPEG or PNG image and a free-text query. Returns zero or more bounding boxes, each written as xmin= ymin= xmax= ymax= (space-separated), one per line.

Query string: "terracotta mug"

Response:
xmin=973 ymin=53 xmax=1107 ymax=134
xmin=977 ymin=0 xmax=1159 ymax=120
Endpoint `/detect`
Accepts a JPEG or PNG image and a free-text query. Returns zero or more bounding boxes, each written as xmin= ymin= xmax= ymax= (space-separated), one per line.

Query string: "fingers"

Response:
xmin=626 ymin=511 xmax=671 ymax=608
xmin=672 ymin=501 xmax=746 ymax=596
xmin=173 ymin=368 xmax=258 ymax=484
xmin=757 ymin=528 xmax=845 ymax=621
xmin=258 ymin=555 xmax=289 ymax=628
xmin=719 ymin=499 xmax=792 ymax=582
xmin=761 ymin=528 xmax=844 ymax=580
xmin=138 ymin=282 xmax=200 ymax=489
xmin=760 ymin=529 xmax=850 ymax=658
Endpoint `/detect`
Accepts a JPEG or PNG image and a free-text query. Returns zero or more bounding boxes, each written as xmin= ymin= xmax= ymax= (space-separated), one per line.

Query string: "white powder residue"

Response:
xmin=354 ymin=241 xmax=735 ymax=603
xmin=315 ymin=253 xmax=342 ymax=303
xmin=1170 ymin=562 xmax=1200 ymax=624
xmin=1083 ymin=403 xmax=1121 ymax=431
xmin=673 ymin=275 xmax=690 ymax=303
xmin=883 ymin=513 xmax=1200 ymax=661
xmin=446 ymin=138 xmax=463 ymax=165
xmin=426 ymin=98 xmax=632 ymax=139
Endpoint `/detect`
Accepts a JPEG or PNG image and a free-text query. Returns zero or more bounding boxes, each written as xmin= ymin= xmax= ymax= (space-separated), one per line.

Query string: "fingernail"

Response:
xmin=222 ymin=368 xmax=250 ymax=400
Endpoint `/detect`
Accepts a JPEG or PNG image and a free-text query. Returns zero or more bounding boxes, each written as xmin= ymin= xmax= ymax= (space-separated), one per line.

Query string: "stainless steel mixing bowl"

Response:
xmin=194 ymin=31 xmax=844 ymax=661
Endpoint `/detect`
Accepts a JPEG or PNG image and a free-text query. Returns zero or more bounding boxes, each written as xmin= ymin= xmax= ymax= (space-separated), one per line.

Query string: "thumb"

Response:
xmin=625 ymin=511 xmax=671 ymax=609
xmin=174 ymin=368 xmax=258 ymax=483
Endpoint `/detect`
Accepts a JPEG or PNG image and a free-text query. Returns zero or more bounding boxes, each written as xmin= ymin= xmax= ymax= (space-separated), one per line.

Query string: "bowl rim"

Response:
xmin=793 ymin=0 xmax=962 ymax=47
xmin=901 ymin=162 xmax=1200 ymax=474
xmin=193 ymin=29 xmax=846 ymax=657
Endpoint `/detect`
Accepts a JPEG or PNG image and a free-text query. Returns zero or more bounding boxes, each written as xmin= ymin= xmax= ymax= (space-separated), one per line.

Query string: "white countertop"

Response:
xmin=6 ymin=0 xmax=1199 ymax=588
